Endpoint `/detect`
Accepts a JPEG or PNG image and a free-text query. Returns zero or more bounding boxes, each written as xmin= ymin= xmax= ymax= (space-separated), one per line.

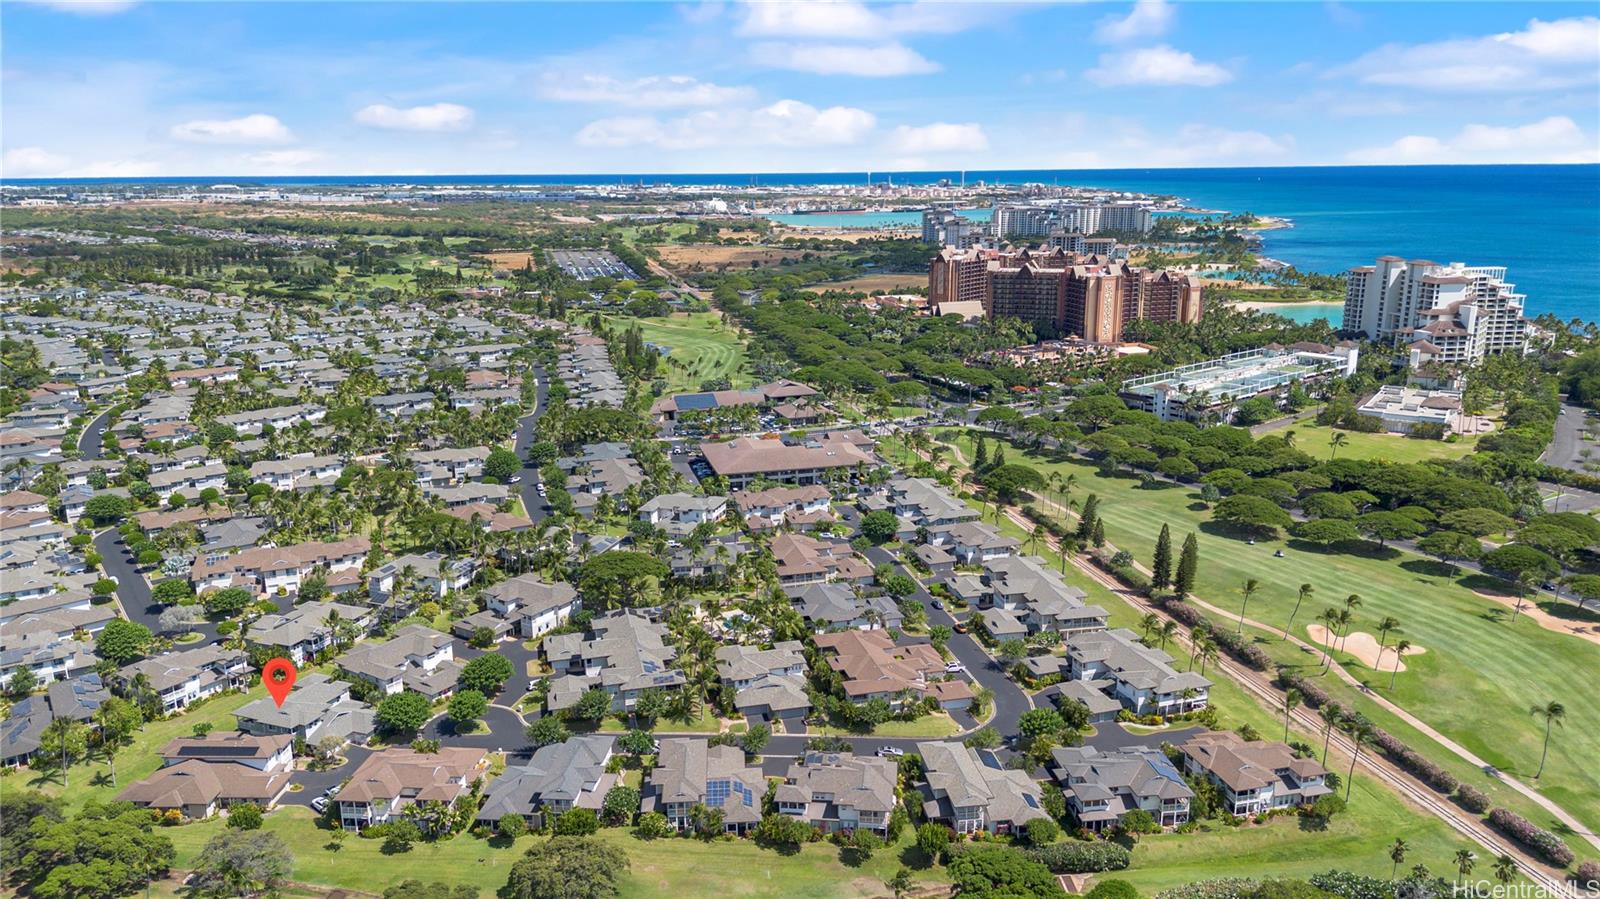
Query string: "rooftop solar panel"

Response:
xmin=675 ymin=393 xmax=719 ymax=411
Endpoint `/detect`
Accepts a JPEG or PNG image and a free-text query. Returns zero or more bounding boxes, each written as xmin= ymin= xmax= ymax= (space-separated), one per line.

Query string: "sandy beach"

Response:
xmin=1232 ymin=299 xmax=1343 ymax=312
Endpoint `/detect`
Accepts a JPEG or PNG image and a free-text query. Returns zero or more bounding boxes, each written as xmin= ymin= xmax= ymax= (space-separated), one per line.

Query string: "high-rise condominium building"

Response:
xmin=993 ymin=205 xmax=1056 ymax=239
xmin=930 ymin=247 xmax=1202 ymax=341
xmin=1344 ymin=256 xmax=1528 ymax=365
xmin=1060 ymin=203 xmax=1154 ymax=235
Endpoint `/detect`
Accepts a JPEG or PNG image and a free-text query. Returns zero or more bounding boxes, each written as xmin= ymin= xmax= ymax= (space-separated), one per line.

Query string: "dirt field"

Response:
xmin=770 ymin=226 xmax=914 ymax=243
xmin=656 ymin=243 xmax=836 ymax=271
xmin=485 ymin=250 xmax=536 ymax=271
xmin=1306 ymin=625 xmax=1425 ymax=672
xmin=805 ymin=273 xmax=926 ymax=294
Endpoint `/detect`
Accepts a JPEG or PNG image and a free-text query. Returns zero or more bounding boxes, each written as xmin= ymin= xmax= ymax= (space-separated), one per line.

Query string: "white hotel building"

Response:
xmin=1344 ymin=257 xmax=1528 ymax=366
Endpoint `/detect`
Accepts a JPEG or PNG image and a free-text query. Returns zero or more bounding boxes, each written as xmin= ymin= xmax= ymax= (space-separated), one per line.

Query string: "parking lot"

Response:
xmin=550 ymin=248 xmax=639 ymax=281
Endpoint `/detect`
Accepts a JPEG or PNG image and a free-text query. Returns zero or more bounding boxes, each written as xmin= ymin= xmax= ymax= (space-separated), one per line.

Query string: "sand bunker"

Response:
xmin=1306 ymin=625 xmax=1425 ymax=673
xmin=1471 ymin=590 xmax=1600 ymax=647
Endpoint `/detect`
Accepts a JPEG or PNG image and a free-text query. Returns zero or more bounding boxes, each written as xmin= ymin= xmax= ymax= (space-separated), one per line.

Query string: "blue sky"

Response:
xmin=3 ymin=1 xmax=1597 ymax=177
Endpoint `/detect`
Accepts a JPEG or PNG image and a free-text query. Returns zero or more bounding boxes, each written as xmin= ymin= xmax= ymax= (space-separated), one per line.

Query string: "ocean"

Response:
xmin=16 ymin=165 xmax=1597 ymax=322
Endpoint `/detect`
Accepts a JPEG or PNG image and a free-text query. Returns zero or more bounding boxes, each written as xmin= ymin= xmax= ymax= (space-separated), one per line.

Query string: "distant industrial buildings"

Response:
xmin=1343 ymin=257 xmax=1529 ymax=365
xmin=929 ymin=247 xmax=1203 ymax=341
xmin=1120 ymin=342 xmax=1360 ymax=423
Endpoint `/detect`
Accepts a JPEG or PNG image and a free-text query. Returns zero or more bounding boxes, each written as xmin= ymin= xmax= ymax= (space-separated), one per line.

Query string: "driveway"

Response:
xmin=284 ymin=746 xmax=374 ymax=806
xmin=418 ymin=704 xmax=530 ymax=753
xmin=1086 ymin=723 xmax=1204 ymax=753
xmin=452 ymin=636 xmax=544 ymax=703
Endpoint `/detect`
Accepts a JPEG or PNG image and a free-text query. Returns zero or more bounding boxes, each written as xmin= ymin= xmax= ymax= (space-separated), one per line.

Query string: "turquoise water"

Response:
xmin=767 ymin=207 xmax=992 ymax=229
xmin=1249 ymin=303 xmax=1343 ymax=326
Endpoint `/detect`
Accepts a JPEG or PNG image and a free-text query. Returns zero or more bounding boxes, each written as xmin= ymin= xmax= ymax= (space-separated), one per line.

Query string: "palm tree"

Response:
xmin=1389 ymin=838 xmax=1409 ymax=879
xmin=1237 ymin=578 xmax=1260 ymax=633
xmin=1328 ymin=432 xmax=1348 ymax=460
xmin=1316 ymin=608 xmax=1341 ymax=670
xmin=1453 ymin=849 xmax=1476 ymax=887
xmin=1282 ymin=687 xmax=1302 ymax=742
xmin=1285 ymin=583 xmax=1312 ymax=641
xmin=1158 ymin=620 xmax=1179 ymax=652
xmin=1139 ymin=613 xmax=1161 ymax=642
xmin=324 ymin=607 xmax=343 ymax=653
xmin=1493 ymin=854 xmax=1516 ymax=886
xmin=1338 ymin=594 xmax=1363 ymax=651
xmin=1319 ymin=701 xmax=1343 ymax=765
xmin=1343 ymin=714 xmax=1373 ymax=800
xmin=1198 ymin=642 xmax=1220 ymax=676
xmin=1373 ymin=616 xmax=1402 ymax=673
xmin=1530 ymin=700 xmax=1566 ymax=778
xmin=1388 ymin=640 xmax=1411 ymax=689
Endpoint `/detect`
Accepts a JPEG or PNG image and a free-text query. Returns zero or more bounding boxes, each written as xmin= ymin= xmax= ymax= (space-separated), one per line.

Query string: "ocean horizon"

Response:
xmin=8 ymin=164 xmax=1596 ymax=323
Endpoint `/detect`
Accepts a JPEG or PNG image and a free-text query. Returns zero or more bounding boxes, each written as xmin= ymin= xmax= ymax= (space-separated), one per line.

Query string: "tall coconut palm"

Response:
xmin=1282 ymin=687 xmax=1302 ymax=742
xmin=1285 ymin=583 xmax=1313 ymax=641
xmin=1158 ymin=620 xmax=1179 ymax=652
xmin=1319 ymin=701 xmax=1343 ymax=765
xmin=1237 ymin=578 xmax=1260 ymax=633
xmin=1328 ymin=432 xmax=1348 ymax=460
xmin=1388 ymin=640 xmax=1411 ymax=689
xmin=1316 ymin=608 xmax=1341 ymax=670
xmin=1343 ymin=715 xmax=1373 ymax=800
xmin=1373 ymin=616 xmax=1402 ymax=674
xmin=1453 ymin=850 xmax=1476 ymax=886
xmin=1338 ymin=594 xmax=1363 ymax=651
xmin=1530 ymin=700 xmax=1566 ymax=779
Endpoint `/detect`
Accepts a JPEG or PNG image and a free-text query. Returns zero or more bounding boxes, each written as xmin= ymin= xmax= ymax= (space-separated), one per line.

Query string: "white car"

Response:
xmin=528 ymin=679 xmax=540 ymax=692
xmin=876 ymin=746 xmax=905 ymax=758
xmin=311 ymin=796 xmax=328 ymax=813
xmin=509 ymin=475 xmax=522 ymax=483
xmin=944 ymin=661 xmax=963 ymax=673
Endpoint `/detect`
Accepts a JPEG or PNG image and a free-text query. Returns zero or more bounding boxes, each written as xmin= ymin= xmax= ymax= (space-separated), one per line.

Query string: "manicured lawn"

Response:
xmin=939 ymin=429 xmax=1600 ymax=835
xmin=163 ymin=809 xmax=951 ymax=899
xmin=599 ymin=706 xmax=726 ymax=734
xmin=598 ymin=311 xmax=749 ymax=393
xmin=812 ymin=713 xmax=963 ymax=740
xmin=27 ymin=687 xmax=260 ymax=811
xmin=1280 ymin=421 xmax=1482 ymax=465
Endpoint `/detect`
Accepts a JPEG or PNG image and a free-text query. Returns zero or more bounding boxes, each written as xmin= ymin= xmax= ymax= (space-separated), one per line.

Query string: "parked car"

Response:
xmin=323 ymin=785 xmax=340 ymax=797
xmin=930 ymin=599 xmax=945 ymax=611
xmin=953 ymin=622 xmax=969 ymax=634
xmin=944 ymin=661 xmax=962 ymax=673
xmin=509 ymin=475 xmax=522 ymax=483
xmin=876 ymin=746 xmax=905 ymax=758
xmin=311 ymin=796 xmax=328 ymax=813
xmin=528 ymin=679 xmax=540 ymax=692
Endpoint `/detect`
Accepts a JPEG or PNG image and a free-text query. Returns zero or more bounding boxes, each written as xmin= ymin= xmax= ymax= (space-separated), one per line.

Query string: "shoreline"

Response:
xmin=1231 ymin=299 xmax=1343 ymax=311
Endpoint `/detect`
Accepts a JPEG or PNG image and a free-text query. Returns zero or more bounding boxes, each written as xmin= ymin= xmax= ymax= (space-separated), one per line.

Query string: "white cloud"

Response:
xmin=754 ymin=42 xmax=939 ymax=77
xmin=1094 ymin=0 xmax=1173 ymax=44
xmin=2 ymin=146 xmax=71 ymax=177
xmin=1085 ymin=45 xmax=1232 ymax=87
xmin=737 ymin=1 xmax=985 ymax=38
xmin=889 ymin=122 xmax=989 ymax=154
xmin=1339 ymin=16 xmax=1599 ymax=92
xmin=354 ymin=103 xmax=474 ymax=132
xmin=577 ymin=99 xmax=875 ymax=150
xmin=537 ymin=73 xmax=754 ymax=108
xmin=241 ymin=149 xmax=324 ymax=168
xmin=1347 ymin=116 xmax=1599 ymax=164
xmin=20 ymin=0 xmax=137 ymax=15
xmin=170 ymin=113 xmax=293 ymax=144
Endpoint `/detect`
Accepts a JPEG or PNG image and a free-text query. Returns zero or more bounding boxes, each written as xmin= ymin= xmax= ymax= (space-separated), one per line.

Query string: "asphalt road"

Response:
xmin=512 ymin=366 xmax=550 ymax=523
xmin=78 ymin=408 xmax=113 ymax=460
xmin=95 ymin=527 xmax=228 ymax=646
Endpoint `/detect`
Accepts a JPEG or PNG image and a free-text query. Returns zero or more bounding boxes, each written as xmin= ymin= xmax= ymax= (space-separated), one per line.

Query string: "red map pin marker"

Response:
xmin=263 ymin=657 xmax=297 ymax=707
